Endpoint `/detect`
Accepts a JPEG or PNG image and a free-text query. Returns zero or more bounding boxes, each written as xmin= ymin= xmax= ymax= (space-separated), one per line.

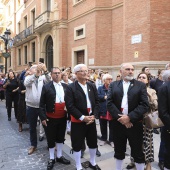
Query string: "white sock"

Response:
xmin=135 ymin=163 xmax=145 ymax=170
xmin=49 ymin=148 xmax=55 ymax=160
xmin=115 ymin=159 xmax=123 ymax=170
xmin=73 ymin=151 xmax=82 ymax=170
xmin=164 ymin=168 xmax=170 ymax=170
xmin=56 ymin=143 xmax=63 ymax=158
xmin=89 ymin=148 xmax=97 ymax=166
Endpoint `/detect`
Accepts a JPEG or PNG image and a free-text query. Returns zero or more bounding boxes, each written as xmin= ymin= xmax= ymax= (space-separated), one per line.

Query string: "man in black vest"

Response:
xmin=65 ymin=64 xmax=101 ymax=170
xmin=39 ymin=67 xmax=70 ymax=170
xmin=107 ymin=63 xmax=149 ymax=170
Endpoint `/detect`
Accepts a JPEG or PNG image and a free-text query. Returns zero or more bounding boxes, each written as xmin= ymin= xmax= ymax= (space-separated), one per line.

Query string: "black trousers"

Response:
xmin=71 ymin=121 xmax=97 ymax=152
xmin=99 ymin=118 xmax=113 ymax=142
xmin=46 ymin=117 xmax=67 ymax=148
xmin=164 ymin=127 xmax=170 ymax=169
xmin=112 ymin=120 xmax=145 ymax=163
xmin=6 ymin=92 xmax=18 ymax=118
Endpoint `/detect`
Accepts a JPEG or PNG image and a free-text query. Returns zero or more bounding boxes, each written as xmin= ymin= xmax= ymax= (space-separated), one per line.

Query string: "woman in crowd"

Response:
xmin=0 ymin=74 xmax=5 ymax=101
xmin=3 ymin=71 xmax=19 ymax=121
xmin=138 ymin=72 xmax=157 ymax=170
xmin=127 ymin=72 xmax=157 ymax=170
xmin=61 ymin=71 xmax=73 ymax=85
xmin=98 ymin=74 xmax=114 ymax=148
xmin=17 ymin=75 xmax=27 ymax=132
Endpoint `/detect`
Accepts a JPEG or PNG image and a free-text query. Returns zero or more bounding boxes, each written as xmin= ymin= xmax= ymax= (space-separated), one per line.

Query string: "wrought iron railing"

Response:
xmin=13 ymin=25 xmax=33 ymax=45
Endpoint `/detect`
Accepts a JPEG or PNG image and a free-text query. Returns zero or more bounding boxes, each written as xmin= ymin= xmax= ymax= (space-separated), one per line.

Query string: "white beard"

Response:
xmin=125 ymin=76 xmax=134 ymax=81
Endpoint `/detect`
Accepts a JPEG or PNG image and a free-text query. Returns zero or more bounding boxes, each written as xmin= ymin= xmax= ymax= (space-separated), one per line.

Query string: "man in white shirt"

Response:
xmin=65 ymin=64 xmax=101 ymax=170
xmin=39 ymin=67 xmax=70 ymax=170
xmin=107 ymin=63 xmax=149 ymax=170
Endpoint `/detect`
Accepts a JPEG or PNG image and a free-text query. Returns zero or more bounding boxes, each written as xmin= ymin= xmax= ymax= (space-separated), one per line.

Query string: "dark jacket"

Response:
xmin=107 ymin=79 xmax=149 ymax=123
xmin=98 ymin=85 xmax=108 ymax=116
xmin=65 ymin=80 xmax=99 ymax=120
xmin=39 ymin=81 xmax=67 ymax=121
xmin=158 ymin=81 xmax=170 ymax=131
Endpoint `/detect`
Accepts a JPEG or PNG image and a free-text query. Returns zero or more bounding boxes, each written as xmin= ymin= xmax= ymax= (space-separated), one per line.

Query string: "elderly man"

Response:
xmin=107 ymin=63 xmax=149 ymax=170
xmin=65 ymin=64 xmax=101 ymax=170
xmin=39 ymin=67 xmax=70 ymax=170
xmin=158 ymin=70 xmax=170 ymax=170
xmin=24 ymin=63 xmax=51 ymax=155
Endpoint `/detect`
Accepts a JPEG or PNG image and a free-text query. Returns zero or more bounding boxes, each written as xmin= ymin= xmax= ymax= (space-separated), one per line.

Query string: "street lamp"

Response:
xmin=0 ymin=29 xmax=11 ymax=73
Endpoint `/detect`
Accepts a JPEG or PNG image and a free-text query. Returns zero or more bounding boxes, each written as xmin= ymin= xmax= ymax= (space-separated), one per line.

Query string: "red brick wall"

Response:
xmin=150 ymin=0 xmax=170 ymax=60
xmin=111 ymin=6 xmax=123 ymax=65
xmin=123 ymin=0 xmax=150 ymax=63
xmin=95 ymin=10 xmax=112 ymax=66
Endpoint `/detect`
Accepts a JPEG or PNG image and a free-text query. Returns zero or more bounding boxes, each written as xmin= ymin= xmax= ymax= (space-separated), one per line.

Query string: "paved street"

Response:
xmin=0 ymin=100 xmax=161 ymax=170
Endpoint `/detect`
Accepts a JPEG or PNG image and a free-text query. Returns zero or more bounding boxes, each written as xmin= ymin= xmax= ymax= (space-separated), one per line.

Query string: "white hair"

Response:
xmin=73 ymin=64 xmax=87 ymax=73
xmin=162 ymin=70 xmax=170 ymax=82
xmin=102 ymin=74 xmax=112 ymax=81
xmin=29 ymin=65 xmax=37 ymax=71
xmin=165 ymin=63 xmax=170 ymax=70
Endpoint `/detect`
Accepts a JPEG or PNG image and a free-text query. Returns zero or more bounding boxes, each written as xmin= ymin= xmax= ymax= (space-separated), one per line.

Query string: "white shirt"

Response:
xmin=53 ymin=81 xmax=65 ymax=103
xmin=121 ymin=80 xmax=130 ymax=115
xmin=78 ymin=82 xmax=92 ymax=121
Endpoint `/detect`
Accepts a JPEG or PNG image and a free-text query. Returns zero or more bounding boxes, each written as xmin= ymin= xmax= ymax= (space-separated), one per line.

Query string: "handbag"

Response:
xmin=144 ymin=110 xmax=164 ymax=129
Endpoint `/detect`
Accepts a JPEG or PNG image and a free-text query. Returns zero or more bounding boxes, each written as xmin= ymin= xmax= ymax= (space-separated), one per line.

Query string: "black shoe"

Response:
xmin=47 ymin=159 xmax=55 ymax=170
xmin=126 ymin=162 xmax=135 ymax=169
xmin=81 ymin=150 xmax=85 ymax=158
xmin=158 ymin=162 xmax=164 ymax=170
xmin=56 ymin=156 xmax=70 ymax=165
xmin=153 ymin=129 xmax=159 ymax=134
xmin=39 ymin=136 xmax=44 ymax=141
xmin=8 ymin=117 xmax=11 ymax=121
xmin=89 ymin=162 xmax=101 ymax=170
xmin=96 ymin=149 xmax=101 ymax=157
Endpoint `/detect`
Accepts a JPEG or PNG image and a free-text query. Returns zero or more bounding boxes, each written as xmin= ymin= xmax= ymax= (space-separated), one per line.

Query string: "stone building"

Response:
xmin=0 ymin=0 xmax=170 ymax=78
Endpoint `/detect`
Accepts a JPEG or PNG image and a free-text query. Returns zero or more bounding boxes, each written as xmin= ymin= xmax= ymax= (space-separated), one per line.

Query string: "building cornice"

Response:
xmin=68 ymin=2 xmax=123 ymax=23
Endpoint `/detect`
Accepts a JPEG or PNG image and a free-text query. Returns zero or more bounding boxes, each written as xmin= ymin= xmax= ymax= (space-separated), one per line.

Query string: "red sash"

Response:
xmin=71 ymin=108 xmax=90 ymax=123
xmin=47 ymin=103 xmax=66 ymax=119
xmin=100 ymin=111 xmax=113 ymax=120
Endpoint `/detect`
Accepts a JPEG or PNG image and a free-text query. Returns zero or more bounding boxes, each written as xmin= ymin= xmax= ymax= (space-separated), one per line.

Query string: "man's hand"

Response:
xmin=124 ymin=122 xmax=133 ymax=128
xmin=118 ymin=114 xmax=130 ymax=125
xmin=21 ymin=90 xmax=26 ymax=94
xmin=83 ymin=116 xmax=92 ymax=123
xmin=38 ymin=63 xmax=47 ymax=72
xmin=85 ymin=115 xmax=95 ymax=125
xmin=42 ymin=120 xmax=47 ymax=126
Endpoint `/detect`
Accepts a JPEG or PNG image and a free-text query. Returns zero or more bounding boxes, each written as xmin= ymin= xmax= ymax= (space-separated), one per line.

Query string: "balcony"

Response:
xmin=13 ymin=25 xmax=36 ymax=46
xmin=34 ymin=11 xmax=54 ymax=33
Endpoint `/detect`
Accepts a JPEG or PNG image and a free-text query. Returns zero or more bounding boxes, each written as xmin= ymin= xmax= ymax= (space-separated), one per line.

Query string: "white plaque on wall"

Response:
xmin=131 ymin=34 xmax=142 ymax=44
xmin=89 ymin=58 xmax=94 ymax=65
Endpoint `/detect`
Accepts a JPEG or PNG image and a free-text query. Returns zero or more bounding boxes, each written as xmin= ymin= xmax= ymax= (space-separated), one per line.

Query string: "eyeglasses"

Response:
xmin=52 ymin=72 xmax=61 ymax=75
xmin=125 ymin=68 xmax=134 ymax=71
xmin=117 ymin=75 xmax=120 ymax=77
xmin=138 ymin=76 xmax=146 ymax=79
xmin=77 ymin=70 xmax=88 ymax=73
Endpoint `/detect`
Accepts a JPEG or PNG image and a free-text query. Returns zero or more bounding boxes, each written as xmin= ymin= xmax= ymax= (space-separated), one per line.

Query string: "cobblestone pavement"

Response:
xmin=0 ymin=101 xmax=76 ymax=170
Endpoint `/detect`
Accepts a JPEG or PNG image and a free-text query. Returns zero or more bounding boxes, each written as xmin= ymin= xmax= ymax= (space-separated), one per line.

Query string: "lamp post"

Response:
xmin=0 ymin=29 xmax=11 ymax=73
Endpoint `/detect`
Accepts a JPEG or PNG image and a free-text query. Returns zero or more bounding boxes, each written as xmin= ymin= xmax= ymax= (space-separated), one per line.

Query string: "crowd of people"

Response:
xmin=0 ymin=62 xmax=170 ymax=170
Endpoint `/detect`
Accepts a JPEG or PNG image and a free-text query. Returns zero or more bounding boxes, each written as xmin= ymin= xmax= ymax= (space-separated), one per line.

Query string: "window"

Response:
xmin=31 ymin=9 xmax=35 ymax=26
xmin=32 ymin=42 xmax=35 ymax=62
xmin=47 ymin=0 xmax=51 ymax=11
xmin=74 ymin=24 xmax=86 ymax=40
xmin=18 ymin=22 xmax=21 ymax=34
xmin=24 ymin=16 xmax=27 ymax=29
xmin=18 ymin=49 xmax=21 ymax=65
xmin=24 ymin=46 xmax=27 ymax=64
